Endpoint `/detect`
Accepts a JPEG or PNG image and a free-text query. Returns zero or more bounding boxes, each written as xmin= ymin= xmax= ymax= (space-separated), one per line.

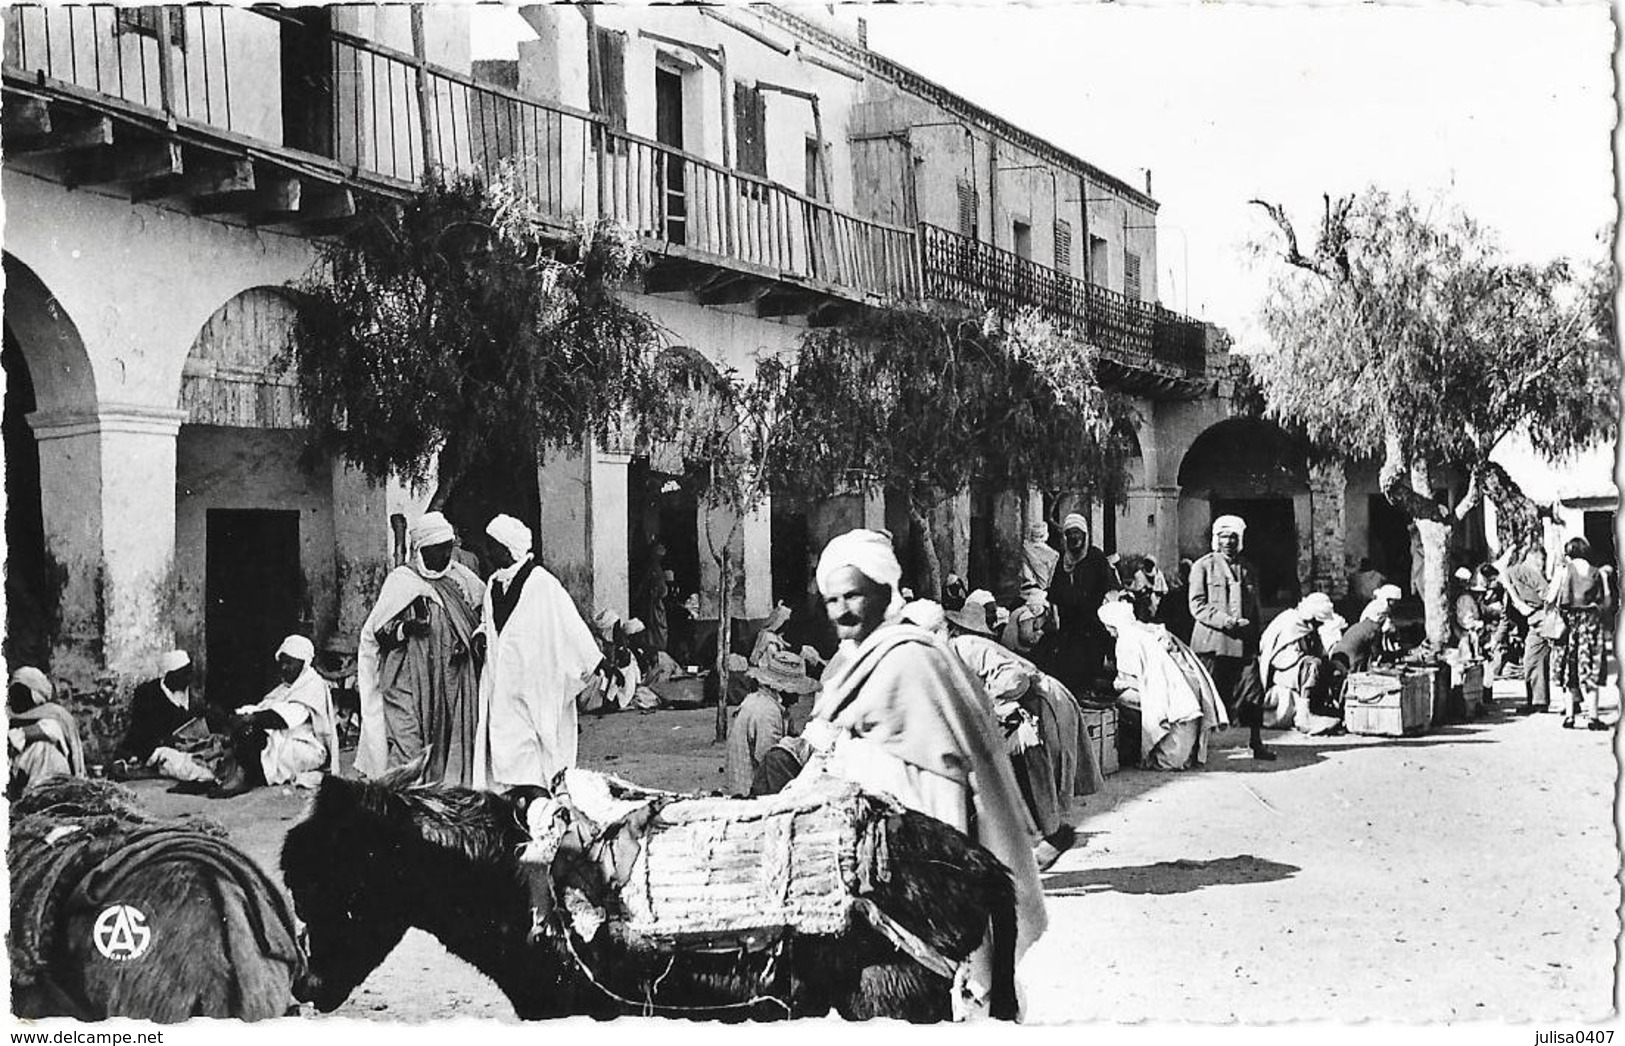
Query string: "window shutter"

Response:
xmin=1053 ymin=220 xmax=1072 ymax=272
xmin=956 ymin=179 xmax=978 ymax=239
xmin=591 ymin=27 xmax=628 ymax=130
xmin=734 ymin=82 xmax=767 ymax=177
xmin=1124 ymin=250 xmax=1142 ymax=300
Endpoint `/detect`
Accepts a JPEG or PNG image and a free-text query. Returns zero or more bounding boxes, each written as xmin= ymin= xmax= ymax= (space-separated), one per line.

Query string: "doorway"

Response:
xmin=3 ymin=327 xmax=49 ymax=669
xmin=1584 ymin=510 xmax=1616 ymax=569
xmin=655 ymin=66 xmax=687 ymax=244
xmin=280 ymin=8 xmax=335 ymax=159
xmin=1212 ymin=497 xmax=1299 ymax=608
xmin=205 ymin=509 xmax=301 ymax=708
xmin=1367 ymin=494 xmax=1413 ymax=594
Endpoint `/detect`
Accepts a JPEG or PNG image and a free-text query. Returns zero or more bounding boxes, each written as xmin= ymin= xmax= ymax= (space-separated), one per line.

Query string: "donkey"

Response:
xmin=10 ymin=777 xmax=303 ymax=1022
xmin=280 ymin=762 xmax=1020 ymax=1022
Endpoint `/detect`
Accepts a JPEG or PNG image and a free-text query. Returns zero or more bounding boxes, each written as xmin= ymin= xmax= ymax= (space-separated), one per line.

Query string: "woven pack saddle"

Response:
xmin=519 ymin=768 xmax=962 ymax=982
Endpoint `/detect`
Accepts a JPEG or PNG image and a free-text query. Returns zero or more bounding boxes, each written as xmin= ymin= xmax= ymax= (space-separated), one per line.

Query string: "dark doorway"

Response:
xmin=770 ymin=502 xmax=810 ymax=610
xmin=968 ymin=490 xmax=996 ymax=592
xmin=1584 ymin=511 xmax=1617 ymax=569
xmin=1368 ymin=494 xmax=1413 ymax=594
xmin=440 ymin=443 xmax=540 ymax=578
xmin=205 ymin=509 xmax=301 ymax=708
xmin=628 ymin=456 xmax=701 ymax=603
xmin=655 ymin=67 xmax=686 ymax=244
xmin=280 ymin=8 xmax=335 ymax=159
xmin=1212 ymin=497 xmax=1298 ymax=608
xmin=3 ymin=327 xmax=49 ymax=670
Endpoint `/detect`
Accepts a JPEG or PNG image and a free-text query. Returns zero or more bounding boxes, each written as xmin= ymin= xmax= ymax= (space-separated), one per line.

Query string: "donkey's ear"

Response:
xmin=373 ymin=748 xmax=432 ymax=791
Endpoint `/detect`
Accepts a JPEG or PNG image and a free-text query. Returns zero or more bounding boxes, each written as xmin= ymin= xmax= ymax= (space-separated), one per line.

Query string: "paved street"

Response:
xmin=129 ymin=678 xmax=1618 ymax=1025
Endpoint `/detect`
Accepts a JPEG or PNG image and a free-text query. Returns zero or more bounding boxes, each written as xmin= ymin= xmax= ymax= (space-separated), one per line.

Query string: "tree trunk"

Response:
xmin=715 ymin=552 xmax=733 ymax=743
xmin=1409 ymin=459 xmax=1453 ymax=650
xmin=908 ymin=502 xmax=943 ymax=600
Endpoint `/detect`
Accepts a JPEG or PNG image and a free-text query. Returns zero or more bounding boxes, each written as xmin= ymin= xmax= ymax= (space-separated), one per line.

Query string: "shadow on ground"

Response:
xmin=1041 ymin=854 xmax=1300 ymax=896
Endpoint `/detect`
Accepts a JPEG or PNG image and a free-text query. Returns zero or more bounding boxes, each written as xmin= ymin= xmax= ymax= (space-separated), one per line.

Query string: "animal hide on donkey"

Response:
xmin=10 ymin=777 xmax=304 ymax=1022
xmin=281 ymin=759 xmax=1020 ymax=1022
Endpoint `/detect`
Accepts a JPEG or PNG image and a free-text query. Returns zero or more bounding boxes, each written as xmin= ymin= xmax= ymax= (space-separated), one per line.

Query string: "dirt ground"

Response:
xmin=124 ymin=678 xmax=1619 ymax=1026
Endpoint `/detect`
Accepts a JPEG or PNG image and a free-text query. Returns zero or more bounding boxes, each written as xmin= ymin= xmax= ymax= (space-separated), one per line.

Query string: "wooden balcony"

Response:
xmin=919 ymin=223 xmax=1210 ymax=396
xmin=2 ymin=4 xmax=921 ymax=321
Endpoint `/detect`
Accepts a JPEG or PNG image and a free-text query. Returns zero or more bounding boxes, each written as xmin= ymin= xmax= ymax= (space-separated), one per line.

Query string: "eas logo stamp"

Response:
xmin=92 ymin=905 xmax=152 ymax=961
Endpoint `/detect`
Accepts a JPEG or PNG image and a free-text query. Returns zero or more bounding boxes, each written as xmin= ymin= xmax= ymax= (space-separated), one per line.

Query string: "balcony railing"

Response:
xmin=919 ymin=223 xmax=1206 ymax=376
xmin=3 ymin=4 xmax=919 ymax=306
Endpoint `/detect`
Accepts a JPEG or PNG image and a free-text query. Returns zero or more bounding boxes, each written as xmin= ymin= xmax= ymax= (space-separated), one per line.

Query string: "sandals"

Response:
xmin=1562 ymin=717 xmax=1576 ymax=729
xmin=1587 ymin=719 xmax=1610 ymax=732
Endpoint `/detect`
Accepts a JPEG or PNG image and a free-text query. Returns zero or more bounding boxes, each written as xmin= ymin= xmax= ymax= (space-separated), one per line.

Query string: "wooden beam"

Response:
xmin=191 ymin=176 xmax=301 ymax=217
xmin=6 ymin=111 xmax=112 ymax=155
xmin=2 ymin=96 xmax=51 ymax=140
xmin=642 ymin=260 xmax=711 ymax=295
xmin=62 ymin=139 xmax=182 ymax=189
xmin=258 ymin=185 xmax=355 ymax=229
xmin=756 ymin=288 xmax=823 ymax=318
xmin=131 ymin=156 xmax=255 ymax=203
xmin=696 ymin=272 xmax=772 ymax=306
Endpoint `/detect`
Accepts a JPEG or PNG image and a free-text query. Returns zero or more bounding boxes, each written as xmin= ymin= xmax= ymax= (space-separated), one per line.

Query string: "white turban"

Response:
xmin=160 ymin=650 xmax=191 ymax=674
xmin=1212 ymin=514 xmax=1246 ymax=551
xmin=1297 ymin=592 xmax=1336 ymax=622
xmin=277 ymin=635 xmax=316 ymax=665
xmin=486 ymin=514 xmax=533 ymax=561
xmin=408 ymin=511 xmax=456 ymax=549
xmin=624 ymin=618 xmax=647 ymax=636
xmin=901 ymin=599 xmax=947 ymax=635
xmin=1097 ymin=600 xmax=1139 ymax=634
xmin=1062 ymin=513 xmax=1089 ymax=535
xmin=1360 ymin=584 xmax=1404 ymax=622
xmin=10 ymin=667 xmax=52 ymax=705
xmin=816 ymin=529 xmax=905 ymax=615
xmin=1374 ymin=584 xmax=1402 ymax=602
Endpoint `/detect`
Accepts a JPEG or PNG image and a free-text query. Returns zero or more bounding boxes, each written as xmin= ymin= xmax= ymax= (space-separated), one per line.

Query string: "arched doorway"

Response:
xmin=3 ymin=254 xmax=99 ymax=673
xmin=1177 ymin=417 xmax=1311 ymax=609
xmin=178 ymin=287 xmax=337 ymax=706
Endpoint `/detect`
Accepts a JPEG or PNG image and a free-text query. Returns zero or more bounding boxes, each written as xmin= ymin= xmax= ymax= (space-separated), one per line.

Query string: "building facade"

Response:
xmin=7 ymin=4 xmax=1511 ymax=741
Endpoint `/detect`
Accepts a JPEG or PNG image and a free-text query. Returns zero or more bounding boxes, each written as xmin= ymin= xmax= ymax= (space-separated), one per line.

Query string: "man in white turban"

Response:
xmin=7 ymin=667 xmax=85 ymax=798
xmin=471 ymin=514 xmax=607 ymax=791
xmin=118 ymin=649 xmax=201 ymax=766
xmin=1189 ymin=514 xmax=1274 ymax=759
xmin=1257 ymin=592 xmax=1343 ymax=735
xmin=210 ymin=635 xmax=339 ymax=798
xmin=357 ymin=511 xmax=486 ymax=786
xmin=798 ymin=528 xmax=1047 ymax=1018
xmin=1044 ymin=512 xmax=1117 ymax=698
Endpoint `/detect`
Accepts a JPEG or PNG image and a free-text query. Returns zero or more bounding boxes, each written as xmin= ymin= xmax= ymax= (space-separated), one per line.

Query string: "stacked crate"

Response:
xmin=1080 ymin=705 xmax=1120 ymax=776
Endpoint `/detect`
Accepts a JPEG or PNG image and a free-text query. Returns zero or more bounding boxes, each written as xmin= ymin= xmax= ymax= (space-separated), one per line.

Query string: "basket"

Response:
xmin=616 ymin=773 xmax=879 ymax=939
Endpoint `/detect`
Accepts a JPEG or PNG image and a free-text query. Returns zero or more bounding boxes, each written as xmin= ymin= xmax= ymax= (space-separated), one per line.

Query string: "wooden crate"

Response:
xmin=1080 ymin=705 xmax=1121 ymax=776
xmin=1345 ymin=671 xmax=1430 ymax=737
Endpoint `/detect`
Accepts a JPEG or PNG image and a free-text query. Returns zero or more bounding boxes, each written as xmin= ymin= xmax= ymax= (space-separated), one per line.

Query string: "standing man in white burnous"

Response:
xmin=471 ymin=514 xmax=607 ymax=791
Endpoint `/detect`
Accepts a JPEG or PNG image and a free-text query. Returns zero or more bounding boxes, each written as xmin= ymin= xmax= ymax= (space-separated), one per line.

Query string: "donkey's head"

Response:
xmin=280 ymin=755 xmax=430 ymax=1012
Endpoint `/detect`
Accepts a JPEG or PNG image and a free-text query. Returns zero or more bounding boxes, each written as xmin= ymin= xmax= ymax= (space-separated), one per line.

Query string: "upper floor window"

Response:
xmin=804 ymin=137 xmax=822 ymax=199
xmin=1125 ymin=250 xmax=1143 ymax=300
xmin=1088 ymin=235 xmax=1109 ymax=286
xmin=956 ymin=178 xmax=978 ymax=239
xmin=1053 ymin=220 xmax=1072 ymax=272
xmin=734 ymin=82 xmax=768 ymax=179
xmin=115 ymin=7 xmax=186 ymax=50
xmin=1012 ymin=220 xmax=1032 ymax=261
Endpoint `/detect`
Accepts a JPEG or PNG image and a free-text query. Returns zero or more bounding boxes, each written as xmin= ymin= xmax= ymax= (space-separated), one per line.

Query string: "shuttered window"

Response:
xmin=734 ymin=82 xmax=768 ymax=178
xmin=1054 ymin=220 xmax=1072 ymax=272
xmin=1125 ymin=250 xmax=1142 ymax=300
xmin=956 ymin=178 xmax=978 ymax=239
xmin=590 ymin=27 xmax=627 ymax=131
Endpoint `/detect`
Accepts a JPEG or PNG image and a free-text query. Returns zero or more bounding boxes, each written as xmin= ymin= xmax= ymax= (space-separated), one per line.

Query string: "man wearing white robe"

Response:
xmin=472 ymin=514 xmax=606 ymax=791
xmin=797 ymin=528 xmax=1047 ymax=1018
xmin=210 ymin=635 xmax=338 ymax=798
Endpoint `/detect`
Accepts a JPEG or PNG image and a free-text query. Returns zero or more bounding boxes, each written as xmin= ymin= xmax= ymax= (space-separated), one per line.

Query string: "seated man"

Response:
xmin=208 ymin=636 xmax=339 ymax=799
xmin=725 ymin=648 xmax=818 ymax=795
xmin=118 ymin=650 xmax=203 ymax=769
xmin=1099 ymin=600 xmax=1228 ymax=770
xmin=7 ymin=667 xmax=85 ymax=798
xmin=1257 ymin=593 xmax=1342 ymax=735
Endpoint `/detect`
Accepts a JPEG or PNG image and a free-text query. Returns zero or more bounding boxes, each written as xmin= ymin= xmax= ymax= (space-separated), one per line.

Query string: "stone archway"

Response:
xmin=176 ymin=287 xmax=339 ymax=704
xmin=1177 ymin=416 xmax=1312 ymax=609
xmin=3 ymin=254 xmax=101 ymax=675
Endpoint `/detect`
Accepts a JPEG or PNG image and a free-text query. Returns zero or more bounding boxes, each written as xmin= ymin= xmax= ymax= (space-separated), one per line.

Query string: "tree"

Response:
xmin=760 ymin=305 xmax=1137 ymax=599
xmin=287 ymin=169 xmax=675 ymax=515
xmin=1250 ymin=189 xmax=1618 ymax=645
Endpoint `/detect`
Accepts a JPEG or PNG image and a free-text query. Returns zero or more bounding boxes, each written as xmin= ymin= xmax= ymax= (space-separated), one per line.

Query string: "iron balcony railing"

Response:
xmin=3 ymin=4 xmax=920 ymax=305
xmin=918 ymin=222 xmax=1207 ymax=376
